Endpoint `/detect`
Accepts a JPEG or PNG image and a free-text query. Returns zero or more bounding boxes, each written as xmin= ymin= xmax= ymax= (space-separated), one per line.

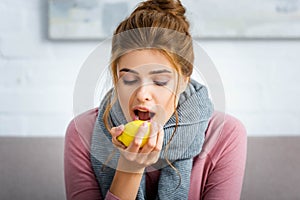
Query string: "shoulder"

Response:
xmin=191 ymin=112 xmax=247 ymax=199
xmin=64 ymin=108 xmax=103 ymax=200
xmin=199 ymin=111 xmax=247 ymax=159
xmin=65 ymin=108 xmax=99 ymax=149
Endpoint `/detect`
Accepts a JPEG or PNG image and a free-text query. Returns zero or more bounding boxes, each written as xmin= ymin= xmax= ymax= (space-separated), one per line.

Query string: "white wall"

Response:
xmin=0 ymin=0 xmax=299 ymax=137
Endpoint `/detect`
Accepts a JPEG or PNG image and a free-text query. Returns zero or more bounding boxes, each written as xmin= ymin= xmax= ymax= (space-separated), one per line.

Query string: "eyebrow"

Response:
xmin=119 ymin=68 xmax=138 ymax=74
xmin=149 ymin=69 xmax=172 ymax=75
xmin=119 ymin=68 xmax=172 ymax=75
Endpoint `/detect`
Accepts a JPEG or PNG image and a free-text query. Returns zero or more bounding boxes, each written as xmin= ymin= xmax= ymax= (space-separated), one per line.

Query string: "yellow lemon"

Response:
xmin=117 ymin=120 xmax=151 ymax=147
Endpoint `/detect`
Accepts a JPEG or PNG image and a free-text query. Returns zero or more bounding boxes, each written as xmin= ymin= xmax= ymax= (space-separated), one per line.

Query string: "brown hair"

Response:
xmin=104 ymin=0 xmax=194 ymax=123
xmin=110 ymin=0 xmax=194 ymax=86
xmin=103 ymin=0 xmax=194 ymax=182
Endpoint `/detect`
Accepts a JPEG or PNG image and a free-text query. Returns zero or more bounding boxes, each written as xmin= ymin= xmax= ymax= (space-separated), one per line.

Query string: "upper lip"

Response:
xmin=133 ymin=106 xmax=151 ymax=112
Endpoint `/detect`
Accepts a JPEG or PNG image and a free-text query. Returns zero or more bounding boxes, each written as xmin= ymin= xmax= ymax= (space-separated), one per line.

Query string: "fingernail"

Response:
xmin=117 ymin=124 xmax=124 ymax=130
xmin=142 ymin=122 xmax=148 ymax=127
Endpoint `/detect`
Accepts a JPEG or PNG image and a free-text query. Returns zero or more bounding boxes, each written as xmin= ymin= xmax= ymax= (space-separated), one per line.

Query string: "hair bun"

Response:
xmin=142 ymin=0 xmax=186 ymax=17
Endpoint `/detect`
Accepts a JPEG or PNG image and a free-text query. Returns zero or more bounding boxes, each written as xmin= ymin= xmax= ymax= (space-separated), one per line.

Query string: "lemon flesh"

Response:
xmin=117 ymin=120 xmax=151 ymax=147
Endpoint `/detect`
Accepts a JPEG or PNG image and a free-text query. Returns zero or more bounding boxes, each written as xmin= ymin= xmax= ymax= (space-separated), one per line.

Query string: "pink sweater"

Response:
xmin=64 ymin=108 xmax=247 ymax=200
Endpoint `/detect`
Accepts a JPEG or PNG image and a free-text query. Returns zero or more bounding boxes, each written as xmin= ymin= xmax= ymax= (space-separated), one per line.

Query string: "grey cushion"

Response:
xmin=241 ymin=136 xmax=300 ymax=200
xmin=0 ymin=137 xmax=299 ymax=200
xmin=0 ymin=137 xmax=65 ymax=200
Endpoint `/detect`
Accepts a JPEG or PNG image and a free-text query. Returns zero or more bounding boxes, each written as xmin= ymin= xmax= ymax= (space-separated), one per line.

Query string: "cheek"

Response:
xmin=117 ymin=82 xmax=138 ymax=101
xmin=117 ymin=89 xmax=125 ymax=100
xmin=117 ymin=89 xmax=130 ymax=109
xmin=159 ymin=93 xmax=176 ymax=116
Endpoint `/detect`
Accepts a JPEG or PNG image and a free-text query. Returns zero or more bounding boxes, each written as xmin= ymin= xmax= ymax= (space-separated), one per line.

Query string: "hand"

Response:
xmin=110 ymin=124 xmax=126 ymax=149
xmin=110 ymin=122 xmax=164 ymax=173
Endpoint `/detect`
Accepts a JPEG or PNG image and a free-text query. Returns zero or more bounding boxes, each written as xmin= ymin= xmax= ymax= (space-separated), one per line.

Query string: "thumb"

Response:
xmin=110 ymin=124 xmax=124 ymax=137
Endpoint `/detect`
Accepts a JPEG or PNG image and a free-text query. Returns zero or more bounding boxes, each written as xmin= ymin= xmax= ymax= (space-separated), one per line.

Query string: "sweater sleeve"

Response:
xmin=202 ymin=114 xmax=247 ymax=200
xmin=64 ymin=119 xmax=103 ymax=200
xmin=64 ymin=109 xmax=122 ymax=200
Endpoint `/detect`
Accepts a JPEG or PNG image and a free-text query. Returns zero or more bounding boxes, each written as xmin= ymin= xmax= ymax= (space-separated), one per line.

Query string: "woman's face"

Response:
xmin=116 ymin=50 xmax=187 ymax=125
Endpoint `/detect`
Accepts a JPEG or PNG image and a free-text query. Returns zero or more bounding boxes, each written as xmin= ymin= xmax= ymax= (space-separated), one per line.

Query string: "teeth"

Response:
xmin=138 ymin=109 xmax=148 ymax=112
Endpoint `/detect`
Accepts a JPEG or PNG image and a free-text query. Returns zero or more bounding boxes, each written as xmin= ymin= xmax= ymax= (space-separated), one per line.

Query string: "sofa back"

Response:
xmin=0 ymin=137 xmax=299 ymax=200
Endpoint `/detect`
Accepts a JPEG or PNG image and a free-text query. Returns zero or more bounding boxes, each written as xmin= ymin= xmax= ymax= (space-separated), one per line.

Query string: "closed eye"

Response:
xmin=123 ymin=79 xmax=138 ymax=85
xmin=154 ymin=81 xmax=168 ymax=86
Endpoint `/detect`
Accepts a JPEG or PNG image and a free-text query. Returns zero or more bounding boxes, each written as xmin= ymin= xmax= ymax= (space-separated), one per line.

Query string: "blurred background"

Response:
xmin=1 ymin=0 xmax=299 ymax=137
xmin=1 ymin=0 xmax=300 ymax=200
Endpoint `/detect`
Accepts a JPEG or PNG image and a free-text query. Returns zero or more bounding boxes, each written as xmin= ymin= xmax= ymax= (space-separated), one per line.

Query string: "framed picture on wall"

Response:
xmin=48 ymin=0 xmax=300 ymax=40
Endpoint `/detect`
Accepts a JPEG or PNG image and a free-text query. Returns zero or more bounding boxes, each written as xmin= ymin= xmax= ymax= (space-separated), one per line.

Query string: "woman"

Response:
xmin=64 ymin=0 xmax=247 ymax=199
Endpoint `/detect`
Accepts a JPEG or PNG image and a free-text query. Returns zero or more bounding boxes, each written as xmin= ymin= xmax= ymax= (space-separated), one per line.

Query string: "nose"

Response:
xmin=136 ymin=84 xmax=152 ymax=102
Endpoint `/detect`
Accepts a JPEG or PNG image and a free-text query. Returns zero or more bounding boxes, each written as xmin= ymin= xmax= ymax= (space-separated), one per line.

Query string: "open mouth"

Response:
xmin=133 ymin=109 xmax=155 ymax=121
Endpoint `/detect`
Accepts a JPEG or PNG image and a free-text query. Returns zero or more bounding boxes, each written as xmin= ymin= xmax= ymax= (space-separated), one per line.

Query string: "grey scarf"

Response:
xmin=91 ymin=79 xmax=213 ymax=199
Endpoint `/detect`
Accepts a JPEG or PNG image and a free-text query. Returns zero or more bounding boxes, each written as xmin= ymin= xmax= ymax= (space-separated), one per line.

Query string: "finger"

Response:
xmin=110 ymin=125 xmax=125 ymax=148
xmin=112 ymin=137 xmax=126 ymax=149
xmin=140 ymin=121 xmax=158 ymax=154
xmin=127 ymin=121 xmax=148 ymax=152
xmin=143 ymin=124 xmax=163 ymax=164
xmin=110 ymin=124 xmax=124 ymax=137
